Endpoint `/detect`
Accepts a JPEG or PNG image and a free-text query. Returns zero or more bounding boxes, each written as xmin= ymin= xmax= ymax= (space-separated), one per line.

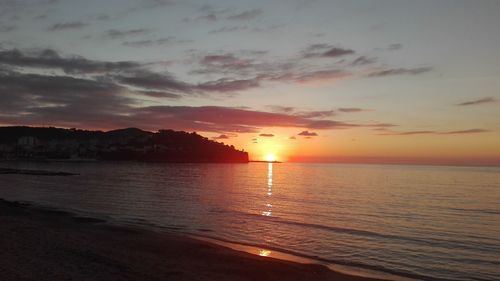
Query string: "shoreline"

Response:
xmin=188 ymin=235 xmax=419 ymax=281
xmin=0 ymin=198 xmax=389 ymax=281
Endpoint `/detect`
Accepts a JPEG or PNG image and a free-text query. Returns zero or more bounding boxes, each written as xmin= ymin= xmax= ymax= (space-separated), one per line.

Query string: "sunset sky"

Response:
xmin=1 ymin=0 xmax=499 ymax=164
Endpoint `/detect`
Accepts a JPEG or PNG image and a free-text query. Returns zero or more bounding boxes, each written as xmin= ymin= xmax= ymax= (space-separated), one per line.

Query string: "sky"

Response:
xmin=1 ymin=0 xmax=499 ymax=165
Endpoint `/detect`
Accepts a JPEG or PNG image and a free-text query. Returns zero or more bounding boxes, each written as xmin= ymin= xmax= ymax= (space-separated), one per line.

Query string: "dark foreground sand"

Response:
xmin=0 ymin=199 xmax=387 ymax=281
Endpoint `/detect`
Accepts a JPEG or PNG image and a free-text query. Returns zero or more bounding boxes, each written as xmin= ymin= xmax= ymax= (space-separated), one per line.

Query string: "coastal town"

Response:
xmin=0 ymin=127 xmax=248 ymax=163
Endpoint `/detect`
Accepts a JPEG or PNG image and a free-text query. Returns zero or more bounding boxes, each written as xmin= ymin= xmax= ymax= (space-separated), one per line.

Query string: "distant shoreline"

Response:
xmin=0 ymin=198 xmax=387 ymax=281
xmin=0 ymin=126 xmax=249 ymax=163
xmin=0 ymin=158 xmax=250 ymax=164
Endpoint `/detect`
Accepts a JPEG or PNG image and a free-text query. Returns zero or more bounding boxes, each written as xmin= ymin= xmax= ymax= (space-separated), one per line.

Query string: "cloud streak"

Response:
xmin=121 ymin=37 xmax=191 ymax=47
xmin=197 ymin=77 xmax=260 ymax=93
xmin=298 ymin=131 xmax=318 ymax=137
xmin=226 ymin=9 xmax=263 ymax=20
xmin=213 ymin=134 xmax=230 ymax=140
xmin=0 ymin=48 xmax=140 ymax=74
xmin=113 ymin=70 xmax=192 ymax=93
xmin=351 ymin=56 xmax=376 ymax=66
xmin=0 ymin=48 xmax=266 ymax=101
xmin=103 ymin=28 xmax=151 ymax=39
xmin=338 ymin=107 xmax=365 ymax=113
xmin=135 ymin=90 xmax=181 ymax=99
xmin=457 ymin=97 xmax=496 ymax=106
xmin=303 ymin=44 xmax=355 ymax=58
xmin=378 ymin=129 xmax=490 ymax=136
xmin=294 ymin=70 xmax=351 ymax=84
xmin=269 ymin=106 xmax=367 ymax=117
xmin=48 ymin=21 xmax=88 ymax=31
xmin=367 ymin=67 xmax=432 ymax=77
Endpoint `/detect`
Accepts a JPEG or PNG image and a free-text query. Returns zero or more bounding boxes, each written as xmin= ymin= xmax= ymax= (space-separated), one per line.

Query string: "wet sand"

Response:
xmin=0 ymin=199 xmax=387 ymax=281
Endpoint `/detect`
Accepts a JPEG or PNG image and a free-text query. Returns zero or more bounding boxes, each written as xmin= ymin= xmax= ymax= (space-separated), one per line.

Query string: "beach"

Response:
xmin=0 ymin=199 xmax=385 ymax=281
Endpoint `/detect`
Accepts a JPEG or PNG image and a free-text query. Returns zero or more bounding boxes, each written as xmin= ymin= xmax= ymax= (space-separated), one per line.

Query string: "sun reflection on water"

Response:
xmin=262 ymin=163 xmax=273 ymax=216
xmin=259 ymin=249 xmax=272 ymax=257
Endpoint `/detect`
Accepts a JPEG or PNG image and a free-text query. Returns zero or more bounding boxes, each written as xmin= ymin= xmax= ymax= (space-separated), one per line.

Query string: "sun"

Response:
xmin=265 ymin=153 xmax=277 ymax=162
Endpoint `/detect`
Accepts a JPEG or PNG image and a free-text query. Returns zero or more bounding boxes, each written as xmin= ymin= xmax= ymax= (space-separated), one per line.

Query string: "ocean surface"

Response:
xmin=0 ymin=162 xmax=499 ymax=281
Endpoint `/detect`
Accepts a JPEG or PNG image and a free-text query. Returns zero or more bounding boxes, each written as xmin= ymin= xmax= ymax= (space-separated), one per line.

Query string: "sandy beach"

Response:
xmin=0 ymin=199 xmax=387 ymax=281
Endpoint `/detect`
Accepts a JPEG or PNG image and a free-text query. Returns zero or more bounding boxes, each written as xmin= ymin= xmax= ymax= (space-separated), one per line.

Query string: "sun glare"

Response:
xmin=265 ymin=154 xmax=277 ymax=162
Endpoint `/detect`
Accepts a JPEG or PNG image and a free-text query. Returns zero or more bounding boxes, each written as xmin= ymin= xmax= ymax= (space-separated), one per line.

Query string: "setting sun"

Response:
xmin=265 ymin=154 xmax=277 ymax=162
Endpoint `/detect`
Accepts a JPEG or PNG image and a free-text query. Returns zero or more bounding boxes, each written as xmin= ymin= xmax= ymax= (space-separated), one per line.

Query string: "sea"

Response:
xmin=0 ymin=162 xmax=499 ymax=281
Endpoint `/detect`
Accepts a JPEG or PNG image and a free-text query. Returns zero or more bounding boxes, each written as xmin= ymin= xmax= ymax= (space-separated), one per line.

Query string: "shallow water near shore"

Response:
xmin=0 ymin=161 xmax=499 ymax=281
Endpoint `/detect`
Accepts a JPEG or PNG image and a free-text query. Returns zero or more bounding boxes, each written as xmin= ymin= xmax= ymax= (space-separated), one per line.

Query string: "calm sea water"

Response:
xmin=0 ymin=162 xmax=499 ymax=281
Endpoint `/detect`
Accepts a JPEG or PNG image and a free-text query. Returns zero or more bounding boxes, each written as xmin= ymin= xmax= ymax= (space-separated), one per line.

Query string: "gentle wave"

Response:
xmin=230 ymin=210 xmax=500 ymax=254
xmin=184 ymin=232 xmax=459 ymax=281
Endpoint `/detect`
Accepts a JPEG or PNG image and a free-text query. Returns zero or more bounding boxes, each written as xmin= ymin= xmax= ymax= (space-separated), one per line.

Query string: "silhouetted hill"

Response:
xmin=104 ymin=128 xmax=150 ymax=139
xmin=0 ymin=126 xmax=248 ymax=163
xmin=0 ymin=126 xmax=103 ymax=142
